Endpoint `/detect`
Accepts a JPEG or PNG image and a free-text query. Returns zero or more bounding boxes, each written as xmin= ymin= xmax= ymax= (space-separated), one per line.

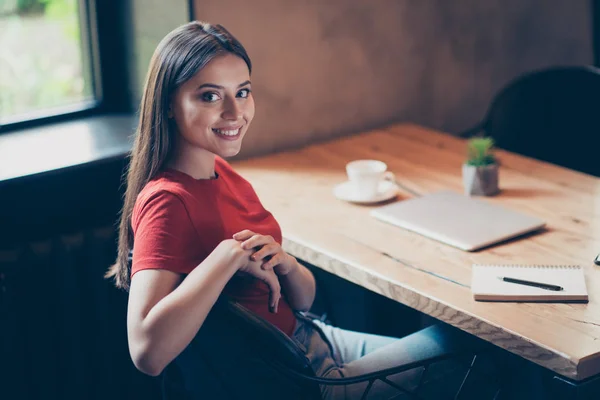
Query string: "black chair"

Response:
xmin=460 ymin=66 xmax=600 ymax=177
xmin=125 ymin=253 xmax=491 ymax=399
xmin=161 ymin=296 xmax=490 ymax=400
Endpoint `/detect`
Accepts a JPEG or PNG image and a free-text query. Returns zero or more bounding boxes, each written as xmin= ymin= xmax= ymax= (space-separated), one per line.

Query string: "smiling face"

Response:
xmin=170 ymin=53 xmax=255 ymax=162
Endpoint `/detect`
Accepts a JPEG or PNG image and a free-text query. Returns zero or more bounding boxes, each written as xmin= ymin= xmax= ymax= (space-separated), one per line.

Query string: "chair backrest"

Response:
xmin=224 ymin=299 xmax=316 ymax=376
xmin=160 ymin=297 xmax=321 ymax=400
xmin=126 ymin=255 xmax=322 ymax=399
xmin=480 ymin=66 xmax=600 ymax=177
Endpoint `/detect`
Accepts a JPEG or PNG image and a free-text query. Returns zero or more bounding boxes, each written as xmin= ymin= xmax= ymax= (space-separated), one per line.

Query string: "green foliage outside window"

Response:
xmin=0 ymin=0 xmax=90 ymax=123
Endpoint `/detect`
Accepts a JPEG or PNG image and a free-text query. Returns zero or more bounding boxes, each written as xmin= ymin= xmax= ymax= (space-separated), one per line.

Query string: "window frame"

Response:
xmin=0 ymin=0 xmax=130 ymax=133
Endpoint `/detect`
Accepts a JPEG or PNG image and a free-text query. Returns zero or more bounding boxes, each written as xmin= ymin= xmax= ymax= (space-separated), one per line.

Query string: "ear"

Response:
xmin=167 ymin=108 xmax=174 ymax=119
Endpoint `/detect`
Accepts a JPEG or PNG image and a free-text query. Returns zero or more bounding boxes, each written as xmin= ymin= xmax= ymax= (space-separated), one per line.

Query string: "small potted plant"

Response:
xmin=462 ymin=137 xmax=499 ymax=196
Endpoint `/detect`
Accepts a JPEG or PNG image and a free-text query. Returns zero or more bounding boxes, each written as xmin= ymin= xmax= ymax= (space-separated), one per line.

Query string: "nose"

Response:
xmin=221 ymin=97 xmax=242 ymax=121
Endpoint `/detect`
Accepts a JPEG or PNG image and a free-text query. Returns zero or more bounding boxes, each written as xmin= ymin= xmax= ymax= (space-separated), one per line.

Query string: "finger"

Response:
xmin=264 ymin=272 xmax=281 ymax=313
xmin=251 ymin=243 xmax=279 ymax=261
xmin=233 ymin=230 xmax=255 ymax=241
xmin=241 ymin=235 xmax=267 ymax=250
xmin=266 ymin=271 xmax=281 ymax=313
xmin=261 ymin=253 xmax=281 ymax=270
xmin=241 ymin=234 xmax=274 ymax=250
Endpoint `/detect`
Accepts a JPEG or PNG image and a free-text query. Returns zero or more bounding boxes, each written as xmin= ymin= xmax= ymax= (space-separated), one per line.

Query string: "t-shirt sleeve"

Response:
xmin=131 ymin=191 xmax=200 ymax=277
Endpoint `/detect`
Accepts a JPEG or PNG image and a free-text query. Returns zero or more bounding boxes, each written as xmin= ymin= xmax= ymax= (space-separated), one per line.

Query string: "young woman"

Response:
xmin=107 ymin=21 xmax=492 ymax=399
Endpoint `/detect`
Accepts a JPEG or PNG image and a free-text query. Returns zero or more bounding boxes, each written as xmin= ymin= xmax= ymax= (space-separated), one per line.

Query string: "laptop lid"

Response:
xmin=370 ymin=190 xmax=546 ymax=251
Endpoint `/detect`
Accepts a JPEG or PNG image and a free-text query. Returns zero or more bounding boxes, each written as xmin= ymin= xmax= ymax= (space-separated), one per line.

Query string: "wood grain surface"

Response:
xmin=233 ymin=124 xmax=600 ymax=381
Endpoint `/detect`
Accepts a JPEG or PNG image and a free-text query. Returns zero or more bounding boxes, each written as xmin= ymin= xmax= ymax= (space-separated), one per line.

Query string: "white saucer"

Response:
xmin=333 ymin=180 xmax=398 ymax=204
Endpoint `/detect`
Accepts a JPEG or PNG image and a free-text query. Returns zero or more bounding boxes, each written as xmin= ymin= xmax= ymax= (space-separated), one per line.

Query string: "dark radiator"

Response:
xmin=0 ymin=226 xmax=160 ymax=400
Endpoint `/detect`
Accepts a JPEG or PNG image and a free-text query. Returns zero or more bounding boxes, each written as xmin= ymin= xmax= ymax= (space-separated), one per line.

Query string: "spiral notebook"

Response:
xmin=471 ymin=264 xmax=589 ymax=302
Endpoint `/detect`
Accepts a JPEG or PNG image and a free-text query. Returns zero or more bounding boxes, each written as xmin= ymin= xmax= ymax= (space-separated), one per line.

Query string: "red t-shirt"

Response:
xmin=130 ymin=156 xmax=297 ymax=336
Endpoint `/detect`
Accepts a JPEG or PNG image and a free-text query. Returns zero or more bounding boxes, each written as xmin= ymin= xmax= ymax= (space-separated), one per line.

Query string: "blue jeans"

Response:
xmin=293 ymin=316 xmax=479 ymax=399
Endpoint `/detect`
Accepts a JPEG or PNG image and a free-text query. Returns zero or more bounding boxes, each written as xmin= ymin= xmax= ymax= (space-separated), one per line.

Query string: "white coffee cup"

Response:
xmin=345 ymin=160 xmax=395 ymax=200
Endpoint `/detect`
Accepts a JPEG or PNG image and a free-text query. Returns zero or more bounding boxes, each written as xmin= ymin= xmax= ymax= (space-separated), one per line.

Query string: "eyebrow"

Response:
xmin=197 ymin=80 xmax=251 ymax=90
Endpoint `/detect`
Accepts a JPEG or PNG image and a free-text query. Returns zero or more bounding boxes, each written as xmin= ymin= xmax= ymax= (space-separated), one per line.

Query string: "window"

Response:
xmin=0 ymin=0 xmax=98 ymax=127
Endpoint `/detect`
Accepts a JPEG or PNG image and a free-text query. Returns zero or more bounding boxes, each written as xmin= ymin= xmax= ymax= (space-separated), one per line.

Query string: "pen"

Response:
xmin=499 ymin=276 xmax=563 ymax=291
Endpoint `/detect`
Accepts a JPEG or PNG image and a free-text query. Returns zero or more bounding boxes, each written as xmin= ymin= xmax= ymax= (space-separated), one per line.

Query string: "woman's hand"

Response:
xmin=216 ymin=239 xmax=281 ymax=313
xmin=233 ymin=230 xmax=316 ymax=312
xmin=212 ymin=238 xmax=253 ymax=269
xmin=232 ymin=230 xmax=297 ymax=276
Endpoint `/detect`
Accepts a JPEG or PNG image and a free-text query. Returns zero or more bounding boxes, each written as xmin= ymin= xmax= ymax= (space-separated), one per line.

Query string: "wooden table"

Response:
xmin=233 ymin=124 xmax=600 ymax=383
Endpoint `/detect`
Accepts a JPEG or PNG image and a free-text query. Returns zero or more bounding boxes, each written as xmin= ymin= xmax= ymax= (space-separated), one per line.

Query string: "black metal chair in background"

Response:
xmin=460 ymin=66 xmax=600 ymax=177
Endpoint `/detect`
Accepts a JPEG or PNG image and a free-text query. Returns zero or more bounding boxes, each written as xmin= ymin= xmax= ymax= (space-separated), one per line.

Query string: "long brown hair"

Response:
xmin=106 ymin=21 xmax=252 ymax=290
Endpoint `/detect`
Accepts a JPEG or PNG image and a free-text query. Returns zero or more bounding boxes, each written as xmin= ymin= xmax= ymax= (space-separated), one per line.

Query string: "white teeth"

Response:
xmin=213 ymin=128 xmax=240 ymax=136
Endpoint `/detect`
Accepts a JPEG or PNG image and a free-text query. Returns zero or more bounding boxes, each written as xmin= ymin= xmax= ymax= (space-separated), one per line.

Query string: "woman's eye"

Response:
xmin=201 ymin=92 xmax=220 ymax=102
xmin=237 ymin=88 xmax=251 ymax=98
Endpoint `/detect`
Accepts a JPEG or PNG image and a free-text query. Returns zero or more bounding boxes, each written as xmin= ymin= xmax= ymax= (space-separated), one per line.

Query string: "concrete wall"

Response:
xmin=123 ymin=1 xmax=593 ymax=157
xmin=193 ymin=0 xmax=593 ymax=157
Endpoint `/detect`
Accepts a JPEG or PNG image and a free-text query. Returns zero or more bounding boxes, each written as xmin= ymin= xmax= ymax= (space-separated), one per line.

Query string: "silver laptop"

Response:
xmin=370 ymin=190 xmax=546 ymax=251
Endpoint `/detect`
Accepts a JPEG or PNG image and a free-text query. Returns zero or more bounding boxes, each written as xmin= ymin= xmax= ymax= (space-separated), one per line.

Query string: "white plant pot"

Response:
xmin=462 ymin=163 xmax=499 ymax=196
